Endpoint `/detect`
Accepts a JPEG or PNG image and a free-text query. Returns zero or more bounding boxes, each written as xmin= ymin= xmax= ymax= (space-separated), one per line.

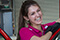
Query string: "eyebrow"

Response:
xmin=28 ymin=7 xmax=40 ymax=15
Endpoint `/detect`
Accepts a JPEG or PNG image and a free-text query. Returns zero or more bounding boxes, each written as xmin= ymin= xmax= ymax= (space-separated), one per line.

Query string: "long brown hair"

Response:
xmin=17 ymin=0 xmax=41 ymax=40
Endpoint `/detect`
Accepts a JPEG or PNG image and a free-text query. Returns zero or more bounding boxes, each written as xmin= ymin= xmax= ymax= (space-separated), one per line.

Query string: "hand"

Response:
xmin=56 ymin=18 xmax=60 ymax=23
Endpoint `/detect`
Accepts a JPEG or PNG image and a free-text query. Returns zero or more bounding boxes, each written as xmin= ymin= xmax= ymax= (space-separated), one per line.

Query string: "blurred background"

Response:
xmin=0 ymin=0 xmax=59 ymax=40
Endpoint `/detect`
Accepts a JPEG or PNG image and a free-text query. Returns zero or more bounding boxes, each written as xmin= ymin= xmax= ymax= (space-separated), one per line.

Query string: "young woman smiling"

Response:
xmin=17 ymin=0 xmax=60 ymax=40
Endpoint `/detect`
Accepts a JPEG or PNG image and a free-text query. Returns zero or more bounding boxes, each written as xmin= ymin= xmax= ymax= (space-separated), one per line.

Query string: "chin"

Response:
xmin=36 ymin=22 xmax=42 ymax=24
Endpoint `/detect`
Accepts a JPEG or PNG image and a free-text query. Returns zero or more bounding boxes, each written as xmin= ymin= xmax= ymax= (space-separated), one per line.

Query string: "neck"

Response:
xmin=31 ymin=24 xmax=43 ymax=31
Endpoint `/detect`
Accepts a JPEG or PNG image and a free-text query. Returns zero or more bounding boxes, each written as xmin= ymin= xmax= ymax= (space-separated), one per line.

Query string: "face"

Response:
xmin=24 ymin=5 xmax=43 ymax=25
xmin=28 ymin=5 xmax=43 ymax=25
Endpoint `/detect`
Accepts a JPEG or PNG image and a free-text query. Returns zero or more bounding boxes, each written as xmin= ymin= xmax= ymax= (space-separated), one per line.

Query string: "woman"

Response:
xmin=17 ymin=0 xmax=60 ymax=40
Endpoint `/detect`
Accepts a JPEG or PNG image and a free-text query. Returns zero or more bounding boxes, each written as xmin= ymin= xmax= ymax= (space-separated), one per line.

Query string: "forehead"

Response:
xmin=28 ymin=5 xmax=40 ymax=13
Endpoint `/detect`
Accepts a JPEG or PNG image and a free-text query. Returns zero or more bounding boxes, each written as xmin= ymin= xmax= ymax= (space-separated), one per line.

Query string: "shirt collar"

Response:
xmin=28 ymin=24 xmax=41 ymax=33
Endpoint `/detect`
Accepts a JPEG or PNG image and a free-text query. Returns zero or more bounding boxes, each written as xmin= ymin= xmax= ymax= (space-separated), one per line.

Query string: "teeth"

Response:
xmin=36 ymin=17 xmax=40 ymax=21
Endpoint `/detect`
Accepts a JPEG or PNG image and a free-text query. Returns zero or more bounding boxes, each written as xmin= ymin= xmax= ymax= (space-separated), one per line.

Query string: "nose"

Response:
xmin=36 ymin=13 xmax=40 ymax=16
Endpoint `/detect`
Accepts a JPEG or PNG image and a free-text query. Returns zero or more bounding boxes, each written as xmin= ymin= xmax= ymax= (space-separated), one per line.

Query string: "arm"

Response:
xmin=30 ymin=31 xmax=52 ymax=40
xmin=56 ymin=18 xmax=60 ymax=23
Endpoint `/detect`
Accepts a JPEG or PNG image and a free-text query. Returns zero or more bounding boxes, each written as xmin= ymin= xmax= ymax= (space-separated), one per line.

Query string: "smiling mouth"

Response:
xmin=36 ymin=17 xmax=41 ymax=21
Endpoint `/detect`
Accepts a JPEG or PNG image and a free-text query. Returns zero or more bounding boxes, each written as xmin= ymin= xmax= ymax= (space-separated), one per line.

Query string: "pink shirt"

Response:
xmin=19 ymin=21 xmax=56 ymax=40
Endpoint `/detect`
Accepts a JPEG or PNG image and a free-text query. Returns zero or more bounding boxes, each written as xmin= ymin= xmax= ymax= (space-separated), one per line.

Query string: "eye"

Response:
xmin=37 ymin=9 xmax=40 ymax=12
xmin=31 ymin=12 xmax=35 ymax=15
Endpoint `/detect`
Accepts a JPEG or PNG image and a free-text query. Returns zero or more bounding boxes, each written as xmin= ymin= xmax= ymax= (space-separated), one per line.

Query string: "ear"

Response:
xmin=23 ymin=16 xmax=29 ymax=21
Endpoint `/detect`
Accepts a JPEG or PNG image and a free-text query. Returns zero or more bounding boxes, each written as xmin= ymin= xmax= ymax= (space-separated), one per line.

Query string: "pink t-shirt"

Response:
xmin=19 ymin=21 xmax=56 ymax=40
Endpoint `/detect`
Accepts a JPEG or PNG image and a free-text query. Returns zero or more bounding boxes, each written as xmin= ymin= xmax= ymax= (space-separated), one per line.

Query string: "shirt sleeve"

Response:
xmin=19 ymin=27 xmax=34 ymax=40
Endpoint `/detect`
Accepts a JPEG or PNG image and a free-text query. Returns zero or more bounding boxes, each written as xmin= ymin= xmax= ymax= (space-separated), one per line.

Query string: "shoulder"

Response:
xmin=42 ymin=21 xmax=56 ymax=26
xmin=19 ymin=27 xmax=29 ymax=33
xmin=19 ymin=27 xmax=34 ymax=40
xmin=19 ymin=27 xmax=33 ymax=35
xmin=19 ymin=27 xmax=29 ymax=37
xmin=41 ymin=21 xmax=56 ymax=29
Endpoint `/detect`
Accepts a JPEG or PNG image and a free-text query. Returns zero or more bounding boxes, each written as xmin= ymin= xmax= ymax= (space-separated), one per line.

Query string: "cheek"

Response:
xmin=39 ymin=11 xmax=43 ymax=15
xmin=32 ymin=15 xmax=35 ymax=18
xmin=28 ymin=15 xmax=35 ymax=20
